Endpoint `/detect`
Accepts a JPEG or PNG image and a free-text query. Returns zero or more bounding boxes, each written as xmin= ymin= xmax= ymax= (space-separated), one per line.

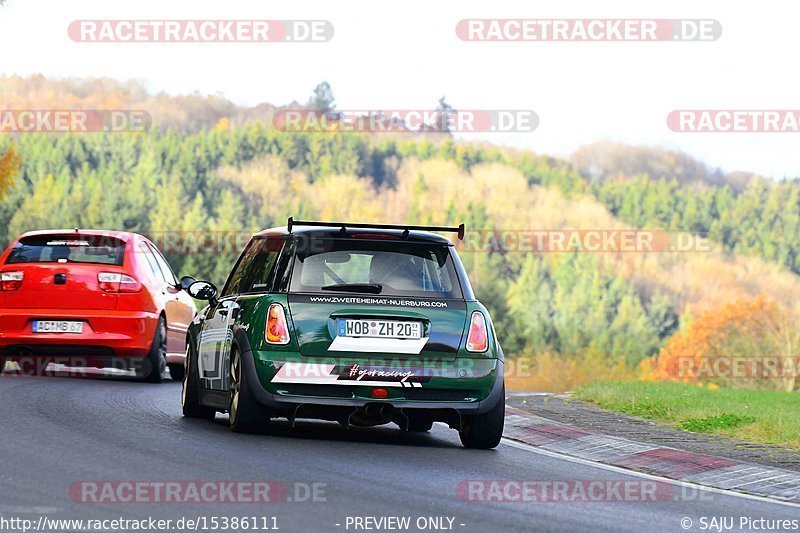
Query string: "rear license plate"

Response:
xmin=338 ymin=319 xmax=421 ymax=339
xmin=32 ymin=320 xmax=84 ymax=333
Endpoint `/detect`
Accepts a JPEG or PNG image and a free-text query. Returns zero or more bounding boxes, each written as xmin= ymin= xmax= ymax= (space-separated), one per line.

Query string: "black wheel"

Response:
xmin=459 ymin=388 xmax=505 ymax=449
xmin=138 ymin=316 xmax=167 ymax=383
xmin=405 ymin=414 xmax=433 ymax=432
xmin=229 ymin=348 xmax=269 ymax=434
xmin=168 ymin=363 xmax=185 ymax=382
xmin=182 ymin=344 xmax=215 ymax=420
xmin=0 ymin=356 xmax=6 ymax=375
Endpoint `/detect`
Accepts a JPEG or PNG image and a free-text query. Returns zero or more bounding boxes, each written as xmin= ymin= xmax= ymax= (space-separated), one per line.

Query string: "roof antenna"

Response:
xmin=287 ymin=217 xmax=294 ymax=233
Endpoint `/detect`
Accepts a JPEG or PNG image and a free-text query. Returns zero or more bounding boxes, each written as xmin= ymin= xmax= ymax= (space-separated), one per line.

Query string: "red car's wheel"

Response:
xmin=138 ymin=316 xmax=167 ymax=383
xmin=168 ymin=362 xmax=185 ymax=382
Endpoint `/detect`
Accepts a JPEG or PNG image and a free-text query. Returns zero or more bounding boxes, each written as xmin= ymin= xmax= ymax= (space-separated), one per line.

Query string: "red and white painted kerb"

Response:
xmin=503 ymin=407 xmax=800 ymax=503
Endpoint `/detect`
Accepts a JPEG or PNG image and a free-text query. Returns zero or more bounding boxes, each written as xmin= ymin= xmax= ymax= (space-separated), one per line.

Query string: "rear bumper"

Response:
xmin=242 ymin=348 xmax=505 ymax=417
xmin=0 ymin=309 xmax=159 ymax=360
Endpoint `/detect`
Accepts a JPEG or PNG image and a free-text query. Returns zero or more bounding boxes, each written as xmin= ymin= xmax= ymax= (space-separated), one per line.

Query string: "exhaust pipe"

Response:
xmin=349 ymin=403 xmax=395 ymax=427
xmin=17 ymin=346 xmax=33 ymax=358
xmin=377 ymin=404 xmax=392 ymax=419
xmin=364 ymin=404 xmax=381 ymax=417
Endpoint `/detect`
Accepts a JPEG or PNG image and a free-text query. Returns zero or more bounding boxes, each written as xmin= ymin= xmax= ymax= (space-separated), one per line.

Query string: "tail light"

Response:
xmin=266 ymin=303 xmax=290 ymax=345
xmin=98 ymin=272 xmax=141 ymax=293
xmin=1 ymin=271 xmax=23 ymax=291
xmin=466 ymin=311 xmax=489 ymax=352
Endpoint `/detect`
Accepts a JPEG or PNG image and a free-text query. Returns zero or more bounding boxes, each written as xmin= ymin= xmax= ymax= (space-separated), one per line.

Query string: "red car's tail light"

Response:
xmin=98 ymin=272 xmax=141 ymax=293
xmin=0 ymin=271 xmax=23 ymax=291
xmin=265 ymin=303 xmax=290 ymax=345
xmin=466 ymin=311 xmax=489 ymax=352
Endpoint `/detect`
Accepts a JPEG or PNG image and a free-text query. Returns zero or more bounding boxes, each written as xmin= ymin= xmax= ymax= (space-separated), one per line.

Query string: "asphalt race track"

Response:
xmin=0 ymin=369 xmax=798 ymax=533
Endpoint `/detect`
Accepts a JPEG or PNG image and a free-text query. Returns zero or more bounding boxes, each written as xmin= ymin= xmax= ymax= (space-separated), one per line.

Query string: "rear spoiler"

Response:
xmin=287 ymin=217 xmax=465 ymax=240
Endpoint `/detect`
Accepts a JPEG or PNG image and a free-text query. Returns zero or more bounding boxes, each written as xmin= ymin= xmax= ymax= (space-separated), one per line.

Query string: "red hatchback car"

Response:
xmin=0 ymin=229 xmax=196 ymax=382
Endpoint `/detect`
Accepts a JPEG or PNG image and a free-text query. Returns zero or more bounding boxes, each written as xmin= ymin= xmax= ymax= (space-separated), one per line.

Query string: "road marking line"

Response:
xmin=500 ymin=437 xmax=800 ymax=509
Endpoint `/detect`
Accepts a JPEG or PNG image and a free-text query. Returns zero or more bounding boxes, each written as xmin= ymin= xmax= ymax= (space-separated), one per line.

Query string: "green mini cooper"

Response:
xmin=181 ymin=219 xmax=505 ymax=449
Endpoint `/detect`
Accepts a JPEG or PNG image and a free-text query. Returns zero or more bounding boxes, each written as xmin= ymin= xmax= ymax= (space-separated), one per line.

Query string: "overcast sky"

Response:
xmin=1 ymin=0 xmax=799 ymax=178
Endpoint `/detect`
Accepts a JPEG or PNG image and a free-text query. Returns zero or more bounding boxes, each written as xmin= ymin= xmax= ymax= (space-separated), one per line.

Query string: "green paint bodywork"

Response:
xmin=228 ymin=292 xmax=501 ymax=404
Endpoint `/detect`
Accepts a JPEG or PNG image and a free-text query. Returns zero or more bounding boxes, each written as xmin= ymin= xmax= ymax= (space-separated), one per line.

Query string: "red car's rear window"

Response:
xmin=5 ymin=234 xmax=125 ymax=266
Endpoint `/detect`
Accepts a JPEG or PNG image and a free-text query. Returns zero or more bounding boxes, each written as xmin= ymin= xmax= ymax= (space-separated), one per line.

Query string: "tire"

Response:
xmin=228 ymin=348 xmax=269 ymax=434
xmin=459 ymin=388 xmax=505 ymax=449
xmin=405 ymin=414 xmax=433 ymax=432
xmin=0 ymin=356 xmax=6 ymax=375
xmin=181 ymin=343 xmax=215 ymax=420
xmin=138 ymin=316 xmax=167 ymax=383
xmin=168 ymin=363 xmax=185 ymax=382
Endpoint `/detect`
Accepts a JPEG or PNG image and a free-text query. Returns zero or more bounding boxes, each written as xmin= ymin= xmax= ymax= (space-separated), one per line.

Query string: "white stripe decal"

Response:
xmin=271 ymin=363 xmax=337 ymax=383
xmin=270 ymin=362 xmax=420 ymax=388
xmin=273 ymin=376 xmax=409 ymax=388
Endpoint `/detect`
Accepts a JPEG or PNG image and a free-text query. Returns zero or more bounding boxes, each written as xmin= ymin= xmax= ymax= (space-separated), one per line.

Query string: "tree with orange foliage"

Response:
xmin=642 ymin=296 xmax=800 ymax=391
xmin=0 ymin=146 xmax=21 ymax=201
xmin=213 ymin=117 xmax=230 ymax=132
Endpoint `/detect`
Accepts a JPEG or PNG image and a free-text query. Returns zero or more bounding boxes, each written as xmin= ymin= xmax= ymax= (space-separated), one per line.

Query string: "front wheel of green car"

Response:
xmin=459 ymin=388 xmax=505 ymax=449
xmin=229 ymin=348 xmax=269 ymax=434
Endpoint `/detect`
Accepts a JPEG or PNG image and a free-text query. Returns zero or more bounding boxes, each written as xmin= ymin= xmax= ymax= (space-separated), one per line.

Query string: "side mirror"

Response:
xmin=187 ymin=280 xmax=218 ymax=305
xmin=179 ymin=275 xmax=196 ymax=291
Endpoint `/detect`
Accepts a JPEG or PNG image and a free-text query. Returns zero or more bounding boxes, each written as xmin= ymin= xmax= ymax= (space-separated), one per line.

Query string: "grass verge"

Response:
xmin=574 ymin=381 xmax=800 ymax=449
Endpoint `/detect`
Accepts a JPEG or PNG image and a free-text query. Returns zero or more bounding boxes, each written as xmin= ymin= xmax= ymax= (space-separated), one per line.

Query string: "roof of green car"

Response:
xmin=253 ymin=225 xmax=455 ymax=244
